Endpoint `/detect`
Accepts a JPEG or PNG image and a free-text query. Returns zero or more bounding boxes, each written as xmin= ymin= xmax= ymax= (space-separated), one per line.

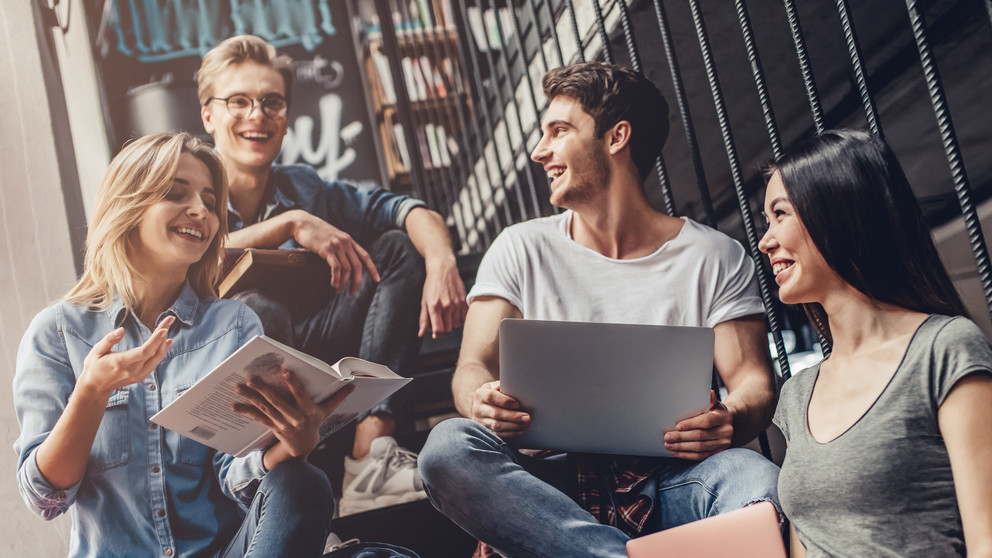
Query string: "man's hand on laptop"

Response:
xmin=471 ymin=381 xmax=531 ymax=438
xmin=662 ymin=390 xmax=733 ymax=460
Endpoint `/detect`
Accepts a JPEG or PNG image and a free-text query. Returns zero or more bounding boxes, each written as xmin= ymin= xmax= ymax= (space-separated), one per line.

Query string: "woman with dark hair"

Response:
xmin=759 ymin=129 xmax=992 ymax=557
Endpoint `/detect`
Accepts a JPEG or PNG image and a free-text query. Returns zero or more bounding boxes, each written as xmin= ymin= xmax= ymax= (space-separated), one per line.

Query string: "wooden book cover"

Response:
xmin=217 ymin=248 xmax=330 ymax=301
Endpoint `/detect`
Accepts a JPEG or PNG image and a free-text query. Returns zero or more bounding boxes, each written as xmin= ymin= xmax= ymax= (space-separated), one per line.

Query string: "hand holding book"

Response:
xmin=233 ymin=368 xmax=355 ymax=462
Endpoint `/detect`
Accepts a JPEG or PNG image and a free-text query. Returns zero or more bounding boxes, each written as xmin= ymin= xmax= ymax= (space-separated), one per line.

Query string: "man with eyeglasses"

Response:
xmin=198 ymin=35 xmax=468 ymax=516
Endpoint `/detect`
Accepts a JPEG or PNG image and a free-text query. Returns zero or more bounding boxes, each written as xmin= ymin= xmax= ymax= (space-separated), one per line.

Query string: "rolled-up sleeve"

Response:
xmin=12 ymin=306 xmax=82 ymax=519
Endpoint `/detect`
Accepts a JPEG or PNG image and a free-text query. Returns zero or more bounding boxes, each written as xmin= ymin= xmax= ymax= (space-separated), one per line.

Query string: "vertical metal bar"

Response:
xmin=485 ymin=0 xmax=544 ymax=218
xmin=688 ymin=0 xmax=777 ymax=458
xmin=652 ymin=0 xmax=721 ymax=222
xmin=541 ymin=0 xmax=567 ymax=67
xmin=459 ymin=0 xmax=523 ymax=225
xmin=524 ymin=0 xmax=551 ymax=72
xmin=374 ymin=0 xmax=428 ymax=202
xmin=418 ymin=26 xmax=477 ymax=246
xmin=734 ymin=0 xmax=792 ymax=380
xmin=394 ymin=0 xmax=450 ymax=212
xmin=433 ymin=3 xmax=501 ymax=246
xmin=783 ymin=0 xmax=825 ymax=133
xmin=613 ymin=0 xmax=640 ymax=71
xmin=565 ymin=0 xmax=586 ymax=62
xmin=510 ymin=0 xmax=549 ymax=130
xmin=687 ymin=0 xmax=795 ymax=382
xmin=835 ymin=0 xmax=882 ymax=136
xmin=613 ymin=0 xmax=679 ymax=219
xmin=591 ymin=0 xmax=614 ymax=63
xmin=906 ymin=0 xmax=992 ymax=318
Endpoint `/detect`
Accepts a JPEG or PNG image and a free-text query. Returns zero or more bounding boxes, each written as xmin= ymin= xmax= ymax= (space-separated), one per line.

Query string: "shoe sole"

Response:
xmin=338 ymin=489 xmax=428 ymax=516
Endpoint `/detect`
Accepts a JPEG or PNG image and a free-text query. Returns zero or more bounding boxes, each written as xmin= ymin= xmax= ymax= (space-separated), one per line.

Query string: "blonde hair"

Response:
xmin=197 ymin=35 xmax=294 ymax=105
xmin=62 ymin=132 xmax=228 ymax=310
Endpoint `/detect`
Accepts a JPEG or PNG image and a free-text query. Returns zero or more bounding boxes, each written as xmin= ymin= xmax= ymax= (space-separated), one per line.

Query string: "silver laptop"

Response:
xmin=499 ymin=318 xmax=714 ymax=457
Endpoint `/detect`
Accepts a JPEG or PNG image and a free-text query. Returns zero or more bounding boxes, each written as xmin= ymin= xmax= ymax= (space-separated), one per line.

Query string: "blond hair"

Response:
xmin=197 ymin=35 xmax=294 ymax=105
xmin=62 ymin=132 xmax=228 ymax=310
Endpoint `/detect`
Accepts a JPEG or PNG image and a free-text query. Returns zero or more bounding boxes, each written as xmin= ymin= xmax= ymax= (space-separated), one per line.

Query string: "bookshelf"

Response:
xmin=348 ymin=0 xmax=471 ymax=197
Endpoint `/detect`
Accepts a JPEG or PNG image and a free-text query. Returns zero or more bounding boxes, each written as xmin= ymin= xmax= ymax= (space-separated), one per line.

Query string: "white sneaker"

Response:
xmin=338 ymin=436 xmax=427 ymax=516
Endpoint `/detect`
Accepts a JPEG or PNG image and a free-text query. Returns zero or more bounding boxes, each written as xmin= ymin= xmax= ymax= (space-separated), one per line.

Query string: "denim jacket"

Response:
xmin=228 ymin=164 xmax=425 ymax=248
xmin=13 ymin=283 xmax=266 ymax=558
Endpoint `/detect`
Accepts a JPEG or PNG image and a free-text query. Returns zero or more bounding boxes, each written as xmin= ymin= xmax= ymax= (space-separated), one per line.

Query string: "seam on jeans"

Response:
xmin=426 ymin=488 xmax=558 ymax=558
xmin=243 ymin=489 xmax=268 ymax=557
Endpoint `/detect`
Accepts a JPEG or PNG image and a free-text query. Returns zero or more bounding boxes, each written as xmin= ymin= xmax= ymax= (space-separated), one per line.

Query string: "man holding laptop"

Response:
xmin=418 ymin=62 xmax=781 ymax=557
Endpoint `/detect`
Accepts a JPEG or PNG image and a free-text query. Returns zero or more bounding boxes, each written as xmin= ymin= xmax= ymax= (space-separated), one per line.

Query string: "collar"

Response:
xmin=107 ymin=281 xmax=200 ymax=329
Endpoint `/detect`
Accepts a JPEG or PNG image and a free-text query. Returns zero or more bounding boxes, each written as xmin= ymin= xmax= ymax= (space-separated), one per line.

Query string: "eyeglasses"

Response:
xmin=206 ymin=94 xmax=288 ymax=120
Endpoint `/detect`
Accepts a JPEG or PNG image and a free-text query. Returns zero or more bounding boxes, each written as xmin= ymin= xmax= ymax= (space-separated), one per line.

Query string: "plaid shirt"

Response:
xmin=473 ymin=453 xmax=667 ymax=558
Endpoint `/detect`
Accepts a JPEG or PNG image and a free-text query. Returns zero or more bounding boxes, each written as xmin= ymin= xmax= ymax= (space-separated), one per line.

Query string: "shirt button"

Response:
xmin=149 ymin=385 xmax=156 ymax=391
xmin=151 ymin=423 xmax=158 ymax=430
xmin=165 ymin=549 xmax=173 ymax=556
xmin=157 ymin=509 xmax=166 ymax=517
xmin=152 ymin=466 xmax=160 ymax=473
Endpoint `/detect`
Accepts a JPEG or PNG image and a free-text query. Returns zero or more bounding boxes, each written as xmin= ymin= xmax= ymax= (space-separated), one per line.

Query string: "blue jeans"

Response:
xmin=234 ymin=230 xmax=426 ymax=419
xmin=217 ymin=459 xmax=334 ymax=558
xmin=418 ymin=419 xmax=780 ymax=558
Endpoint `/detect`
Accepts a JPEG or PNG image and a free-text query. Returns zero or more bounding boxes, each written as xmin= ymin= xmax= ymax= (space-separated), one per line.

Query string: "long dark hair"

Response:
xmin=770 ymin=129 xmax=967 ymax=344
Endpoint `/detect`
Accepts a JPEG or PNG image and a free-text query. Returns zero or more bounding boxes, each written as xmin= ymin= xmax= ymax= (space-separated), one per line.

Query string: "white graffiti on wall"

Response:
xmin=281 ymin=93 xmax=363 ymax=181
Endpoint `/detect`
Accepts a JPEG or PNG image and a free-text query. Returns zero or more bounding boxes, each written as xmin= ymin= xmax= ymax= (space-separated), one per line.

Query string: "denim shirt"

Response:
xmin=13 ymin=283 xmax=266 ymax=558
xmin=228 ymin=164 xmax=425 ymax=247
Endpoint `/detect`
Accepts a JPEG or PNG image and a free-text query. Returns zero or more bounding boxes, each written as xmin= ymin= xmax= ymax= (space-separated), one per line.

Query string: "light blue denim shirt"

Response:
xmin=13 ymin=282 xmax=266 ymax=558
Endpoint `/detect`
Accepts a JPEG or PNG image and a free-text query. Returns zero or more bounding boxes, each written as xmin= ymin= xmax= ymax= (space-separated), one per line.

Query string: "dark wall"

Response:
xmin=85 ymin=0 xmax=381 ymax=184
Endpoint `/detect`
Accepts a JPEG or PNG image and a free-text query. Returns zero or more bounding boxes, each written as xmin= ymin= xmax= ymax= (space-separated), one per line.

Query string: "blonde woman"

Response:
xmin=14 ymin=132 xmax=345 ymax=557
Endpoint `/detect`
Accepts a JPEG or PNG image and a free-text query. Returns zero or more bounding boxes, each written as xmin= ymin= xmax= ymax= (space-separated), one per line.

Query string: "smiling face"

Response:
xmin=132 ymin=153 xmax=220 ymax=276
xmin=530 ymin=96 xmax=611 ymax=209
xmin=200 ymin=62 xmax=288 ymax=179
xmin=758 ymin=171 xmax=842 ymax=305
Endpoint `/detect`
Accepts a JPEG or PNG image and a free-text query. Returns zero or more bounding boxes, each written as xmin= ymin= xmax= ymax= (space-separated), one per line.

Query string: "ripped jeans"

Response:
xmin=418 ymin=418 xmax=781 ymax=558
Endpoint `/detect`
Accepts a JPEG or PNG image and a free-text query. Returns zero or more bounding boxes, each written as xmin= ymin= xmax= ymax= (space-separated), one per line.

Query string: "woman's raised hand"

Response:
xmin=79 ymin=316 xmax=175 ymax=399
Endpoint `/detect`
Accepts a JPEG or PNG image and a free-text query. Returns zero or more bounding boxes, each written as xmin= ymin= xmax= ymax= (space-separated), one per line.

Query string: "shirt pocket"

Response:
xmin=173 ymin=384 xmax=213 ymax=466
xmin=88 ymin=389 xmax=131 ymax=472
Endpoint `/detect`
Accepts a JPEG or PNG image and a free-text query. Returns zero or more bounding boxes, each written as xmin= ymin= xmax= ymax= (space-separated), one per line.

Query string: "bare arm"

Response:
xmin=938 ymin=373 xmax=992 ymax=558
xmin=790 ymin=524 xmax=807 ymax=558
xmin=451 ymin=296 xmax=528 ymax=436
xmin=404 ymin=207 xmax=468 ymax=338
xmin=35 ymin=318 xmax=174 ymax=489
xmin=664 ymin=315 xmax=777 ymax=459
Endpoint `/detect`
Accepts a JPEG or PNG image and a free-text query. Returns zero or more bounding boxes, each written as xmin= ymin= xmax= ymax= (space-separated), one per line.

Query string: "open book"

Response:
xmin=150 ymin=335 xmax=410 ymax=457
xmin=217 ymin=248 xmax=330 ymax=301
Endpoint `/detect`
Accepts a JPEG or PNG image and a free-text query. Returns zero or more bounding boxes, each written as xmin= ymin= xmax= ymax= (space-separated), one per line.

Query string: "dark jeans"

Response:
xmin=233 ymin=230 xmax=426 ymax=421
xmin=217 ymin=460 xmax=334 ymax=558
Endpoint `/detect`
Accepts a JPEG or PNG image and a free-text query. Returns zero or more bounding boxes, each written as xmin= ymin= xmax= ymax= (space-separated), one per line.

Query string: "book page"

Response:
xmin=151 ymin=336 xmax=410 ymax=457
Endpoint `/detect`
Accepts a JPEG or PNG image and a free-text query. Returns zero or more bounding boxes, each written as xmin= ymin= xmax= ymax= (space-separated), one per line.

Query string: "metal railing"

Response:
xmin=379 ymin=0 xmax=992 ymax=391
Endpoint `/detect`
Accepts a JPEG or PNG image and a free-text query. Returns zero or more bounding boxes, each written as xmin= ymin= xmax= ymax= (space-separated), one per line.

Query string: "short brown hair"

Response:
xmin=542 ymin=62 xmax=669 ymax=181
xmin=197 ymin=35 xmax=294 ymax=105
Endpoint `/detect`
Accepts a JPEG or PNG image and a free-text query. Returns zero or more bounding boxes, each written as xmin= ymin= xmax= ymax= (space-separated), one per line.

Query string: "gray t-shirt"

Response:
xmin=773 ymin=315 xmax=992 ymax=557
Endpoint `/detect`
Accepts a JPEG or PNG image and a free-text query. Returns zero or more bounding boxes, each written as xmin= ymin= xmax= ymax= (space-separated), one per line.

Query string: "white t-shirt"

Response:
xmin=469 ymin=211 xmax=764 ymax=327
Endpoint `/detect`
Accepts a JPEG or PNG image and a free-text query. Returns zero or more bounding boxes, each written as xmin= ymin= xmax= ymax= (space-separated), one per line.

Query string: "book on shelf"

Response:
xmin=371 ymin=49 xmax=397 ymax=104
xmin=392 ymin=122 xmax=413 ymax=171
xmin=431 ymin=64 xmax=448 ymax=97
xmin=400 ymin=57 xmax=420 ymax=101
xmin=467 ymin=6 xmax=489 ymax=49
xmin=424 ymin=123 xmax=442 ymax=168
xmin=150 ymin=335 xmax=411 ymax=458
xmin=411 ymin=57 xmax=430 ymax=100
xmin=435 ymin=124 xmax=452 ymax=167
xmin=415 ymin=126 xmax=434 ymax=168
xmin=419 ymin=56 xmax=437 ymax=97
xmin=217 ymin=248 xmax=329 ymax=302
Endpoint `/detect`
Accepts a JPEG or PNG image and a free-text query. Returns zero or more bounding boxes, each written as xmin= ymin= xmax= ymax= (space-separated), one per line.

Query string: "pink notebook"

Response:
xmin=626 ymin=501 xmax=786 ymax=558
